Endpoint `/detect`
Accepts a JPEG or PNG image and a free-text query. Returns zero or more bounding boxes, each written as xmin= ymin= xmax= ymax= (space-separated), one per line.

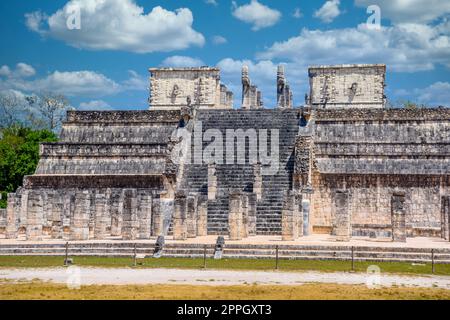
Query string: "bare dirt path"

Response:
xmin=1 ymin=267 xmax=450 ymax=289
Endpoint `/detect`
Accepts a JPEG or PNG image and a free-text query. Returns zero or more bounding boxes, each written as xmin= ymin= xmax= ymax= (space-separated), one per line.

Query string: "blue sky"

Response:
xmin=0 ymin=0 xmax=449 ymax=110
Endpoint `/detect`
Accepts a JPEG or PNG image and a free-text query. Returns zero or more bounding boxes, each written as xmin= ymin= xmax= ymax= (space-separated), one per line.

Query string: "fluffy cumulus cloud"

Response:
xmin=0 ymin=63 xmax=36 ymax=78
xmin=161 ymin=56 xmax=205 ymax=68
xmin=257 ymin=21 xmax=450 ymax=73
xmin=25 ymin=0 xmax=205 ymax=53
xmin=414 ymin=82 xmax=450 ymax=106
xmin=314 ymin=0 xmax=341 ymax=23
xmin=78 ymin=99 xmax=111 ymax=110
xmin=0 ymin=62 xmax=133 ymax=98
xmin=232 ymin=0 xmax=281 ymax=31
xmin=354 ymin=0 xmax=450 ymax=24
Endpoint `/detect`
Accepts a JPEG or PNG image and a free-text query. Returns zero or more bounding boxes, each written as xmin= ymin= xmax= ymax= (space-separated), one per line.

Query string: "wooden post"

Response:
xmin=133 ymin=243 xmax=137 ymax=267
xmin=64 ymin=242 xmax=69 ymax=266
xmin=432 ymin=249 xmax=435 ymax=274
xmin=275 ymin=245 xmax=279 ymax=270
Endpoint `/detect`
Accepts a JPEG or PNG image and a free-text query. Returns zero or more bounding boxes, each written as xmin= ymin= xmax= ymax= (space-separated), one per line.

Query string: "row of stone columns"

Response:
xmin=5 ymin=188 xmax=159 ymax=241
xmin=173 ymin=192 xmax=209 ymax=240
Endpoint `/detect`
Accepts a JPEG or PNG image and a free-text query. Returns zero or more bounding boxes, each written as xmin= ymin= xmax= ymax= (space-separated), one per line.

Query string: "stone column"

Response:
xmin=282 ymin=191 xmax=298 ymax=241
xmin=109 ymin=191 xmax=122 ymax=237
xmin=391 ymin=192 xmax=407 ymax=243
xmin=26 ymin=191 xmax=45 ymax=240
xmin=19 ymin=190 xmax=29 ymax=232
xmin=253 ymin=163 xmax=262 ymax=201
xmin=94 ymin=193 xmax=109 ymax=240
xmin=173 ymin=193 xmax=187 ymax=240
xmin=247 ymin=193 xmax=257 ymax=236
xmin=70 ymin=191 xmax=91 ymax=241
xmin=208 ymin=164 xmax=217 ymax=201
xmin=5 ymin=193 xmax=18 ymax=239
xmin=334 ymin=190 xmax=352 ymax=242
xmin=151 ymin=197 xmax=164 ymax=236
xmin=441 ymin=196 xmax=449 ymax=241
xmin=42 ymin=191 xmax=53 ymax=236
xmin=122 ymin=189 xmax=139 ymax=240
xmin=138 ymin=193 xmax=152 ymax=240
xmin=51 ymin=193 xmax=64 ymax=239
xmin=186 ymin=195 xmax=198 ymax=238
xmin=197 ymin=200 xmax=208 ymax=237
xmin=241 ymin=194 xmax=249 ymax=238
xmin=62 ymin=193 xmax=74 ymax=240
xmin=228 ymin=192 xmax=243 ymax=240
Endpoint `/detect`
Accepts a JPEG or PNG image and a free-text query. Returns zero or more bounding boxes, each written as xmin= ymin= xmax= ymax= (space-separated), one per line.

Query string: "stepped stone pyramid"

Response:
xmin=1 ymin=64 xmax=450 ymax=244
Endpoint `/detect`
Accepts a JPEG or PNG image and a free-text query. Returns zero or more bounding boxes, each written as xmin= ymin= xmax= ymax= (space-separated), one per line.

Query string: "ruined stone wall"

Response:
xmin=149 ymin=67 xmax=233 ymax=110
xmin=4 ymin=110 xmax=180 ymax=240
xmin=311 ymin=108 xmax=450 ymax=237
xmin=309 ymin=64 xmax=385 ymax=109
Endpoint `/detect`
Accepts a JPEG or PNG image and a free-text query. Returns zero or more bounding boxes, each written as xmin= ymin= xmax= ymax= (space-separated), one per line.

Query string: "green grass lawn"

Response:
xmin=0 ymin=255 xmax=449 ymax=275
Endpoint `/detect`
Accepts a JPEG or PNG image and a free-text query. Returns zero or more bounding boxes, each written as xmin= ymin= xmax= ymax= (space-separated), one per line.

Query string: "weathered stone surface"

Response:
xmin=228 ymin=192 xmax=244 ymax=240
xmin=137 ymin=192 xmax=152 ymax=239
xmin=4 ymin=64 xmax=450 ymax=243
xmin=94 ymin=193 xmax=109 ymax=240
xmin=391 ymin=192 xmax=407 ymax=242
xmin=71 ymin=191 xmax=90 ymax=241
xmin=122 ymin=189 xmax=139 ymax=240
xmin=282 ymin=191 xmax=298 ymax=241
xmin=309 ymin=64 xmax=386 ymax=109
xmin=173 ymin=193 xmax=187 ymax=240
xmin=333 ymin=190 xmax=352 ymax=242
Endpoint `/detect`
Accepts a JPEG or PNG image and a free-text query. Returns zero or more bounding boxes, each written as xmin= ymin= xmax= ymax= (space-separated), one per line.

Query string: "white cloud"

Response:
xmin=0 ymin=63 xmax=36 ymax=79
xmin=314 ymin=0 xmax=341 ymax=23
xmin=355 ymin=0 xmax=450 ymax=24
xmin=293 ymin=8 xmax=303 ymax=19
xmin=257 ymin=22 xmax=450 ymax=73
xmin=161 ymin=56 xmax=205 ymax=68
xmin=0 ymin=66 xmax=12 ymax=77
xmin=232 ymin=0 xmax=282 ymax=31
xmin=78 ymin=100 xmax=111 ymax=110
xmin=415 ymin=82 xmax=450 ymax=106
xmin=25 ymin=0 xmax=205 ymax=53
xmin=0 ymin=64 xmax=120 ymax=97
xmin=122 ymin=70 xmax=148 ymax=90
xmin=15 ymin=63 xmax=36 ymax=78
xmin=205 ymin=0 xmax=218 ymax=6
xmin=212 ymin=35 xmax=228 ymax=45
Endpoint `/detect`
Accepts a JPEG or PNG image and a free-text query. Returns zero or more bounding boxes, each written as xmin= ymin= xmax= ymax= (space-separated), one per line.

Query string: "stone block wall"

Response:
xmin=310 ymin=108 xmax=450 ymax=239
xmin=309 ymin=64 xmax=386 ymax=109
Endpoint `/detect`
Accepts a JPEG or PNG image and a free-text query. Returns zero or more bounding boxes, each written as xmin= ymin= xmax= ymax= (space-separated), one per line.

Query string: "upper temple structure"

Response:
xmin=1 ymin=63 xmax=450 ymax=244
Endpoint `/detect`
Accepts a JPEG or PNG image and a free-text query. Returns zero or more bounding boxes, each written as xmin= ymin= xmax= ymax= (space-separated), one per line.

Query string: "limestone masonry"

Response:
xmin=1 ymin=64 xmax=449 ymax=243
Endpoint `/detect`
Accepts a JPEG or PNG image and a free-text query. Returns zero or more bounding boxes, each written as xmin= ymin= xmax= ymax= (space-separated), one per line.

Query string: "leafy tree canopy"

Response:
xmin=0 ymin=125 xmax=57 ymax=208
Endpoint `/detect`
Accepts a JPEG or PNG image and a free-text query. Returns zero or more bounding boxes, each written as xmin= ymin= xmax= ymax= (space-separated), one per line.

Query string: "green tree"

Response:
xmin=0 ymin=125 xmax=57 ymax=208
